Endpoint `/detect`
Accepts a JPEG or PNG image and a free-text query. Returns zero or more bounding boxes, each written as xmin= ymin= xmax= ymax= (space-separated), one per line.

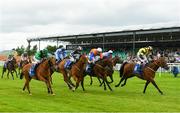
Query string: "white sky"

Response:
xmin=0 ymin=0 xmax=180 ymax=51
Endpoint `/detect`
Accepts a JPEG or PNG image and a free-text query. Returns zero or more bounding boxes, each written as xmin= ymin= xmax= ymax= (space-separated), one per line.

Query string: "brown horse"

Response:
xmin=84 ymin=58 xmax=114 ymax=91
xmin=1 ymin=57 xmax=18 ymax=80
xmin=89 ymin=55 xmax=121 ymax=85
xmin=115 ymin=57 xmax=169 ymax=94
xmin=68 ymin=54 xmax=88 ymax=91
xmin=20 ymin=57 xmax=56 ymax=95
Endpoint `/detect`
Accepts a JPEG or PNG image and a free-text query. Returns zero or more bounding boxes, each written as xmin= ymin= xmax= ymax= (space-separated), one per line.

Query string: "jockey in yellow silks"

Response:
xmin=137 ymin=46 xmax=153 ymax=65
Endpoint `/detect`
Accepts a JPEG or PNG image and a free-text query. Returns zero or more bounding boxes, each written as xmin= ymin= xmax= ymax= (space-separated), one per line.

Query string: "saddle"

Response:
xmin=64 ymin=59 xmax=73 ymax=69
xmin=133 ymin=63 xmax=143 ymax=76
xmin=29 ymin=63 xmax=41 ymax=77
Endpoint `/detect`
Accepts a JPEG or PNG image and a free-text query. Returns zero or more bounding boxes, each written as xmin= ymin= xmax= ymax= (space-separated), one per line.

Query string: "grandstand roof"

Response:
xmin=27 ymin=22 xmax=180 ymax=43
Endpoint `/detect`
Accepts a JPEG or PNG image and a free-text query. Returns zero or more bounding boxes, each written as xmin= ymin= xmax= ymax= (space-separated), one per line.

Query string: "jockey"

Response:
xmin=54 ymin=46 xmax=66 ymax=64
xmin=134 ymin=46 xmax=153 ymax=75
xmin=102 ymin=50 xmax=113 ymax=59
xmin=7 ymin=54 xmax=14 ymax=61
xmin=34 ymin=49 xmax=49 ymax=63
xmin=88 ymin=47 xmax=103 ymax=63
xmin=21 ymin=52 xmax=28 ymax=61
xmin=137 ymin=46 xmax=153 ymax=65
xmin=65 ymin=46 xmax=83 ymax=69
xmin=30 ymin=49 xmax=49 ymax=76
xmin=86 ymin=47 xmax=103 ymax=73
xmin=4 ymin=54 xmax=14 ymax=68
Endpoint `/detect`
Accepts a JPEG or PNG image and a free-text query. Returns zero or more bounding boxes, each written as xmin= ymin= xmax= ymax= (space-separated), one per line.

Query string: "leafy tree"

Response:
xmin=46 ymin=45 xmax=57 ymax=55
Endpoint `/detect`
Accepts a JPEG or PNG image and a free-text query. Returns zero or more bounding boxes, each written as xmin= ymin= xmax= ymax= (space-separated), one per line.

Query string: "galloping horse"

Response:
xmin=68 ymin=54 xmax=88 ymax=90
xmin=1 ymin=57 xmax=18 ymax=80
xmin=115 ymin=57 xmax=169 ymax=94
xmin=84 ymin=58 xmax=114 ymax=91
xmin=20 ymin=57 xmax=56 ymax=95
xmin=89 ymin=55 xmax=120 ymax=85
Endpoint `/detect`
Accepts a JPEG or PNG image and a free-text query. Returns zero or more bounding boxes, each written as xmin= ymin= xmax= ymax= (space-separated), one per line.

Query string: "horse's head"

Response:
xmin=112 ymin=56 xmax=121 ymax=66
xmin=155 ymin=57 xmax=169 ymax=70
xmin=79 ymin=54 xmax=88 ymax=64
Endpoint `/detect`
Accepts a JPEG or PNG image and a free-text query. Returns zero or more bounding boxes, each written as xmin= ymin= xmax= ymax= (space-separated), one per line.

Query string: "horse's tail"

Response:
xmin=119 ymin=62 xmax=128 ymax=77
xmin=20 ymin=72 xmax=24 ymax=79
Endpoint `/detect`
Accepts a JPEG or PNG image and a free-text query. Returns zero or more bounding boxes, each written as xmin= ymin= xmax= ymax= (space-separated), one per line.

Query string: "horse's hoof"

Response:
xmin=52 ymin=93 xmax=56 ymax=96
xmin=29 ymin=93 xmax=32 ymax=95
xmin=22 ymin=90 xmax=25 ymax=93
xmin=72 ymin=87 xmax=75 ymax=92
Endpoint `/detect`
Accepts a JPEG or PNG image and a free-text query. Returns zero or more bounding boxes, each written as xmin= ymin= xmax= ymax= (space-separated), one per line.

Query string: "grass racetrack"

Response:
xmin=0 ymin=67 xmax=180 ymax=112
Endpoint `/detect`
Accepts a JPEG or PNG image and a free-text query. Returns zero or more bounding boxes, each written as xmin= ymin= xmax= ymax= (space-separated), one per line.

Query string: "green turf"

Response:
xmin=0 ymin=67 xmax=180 ymax=112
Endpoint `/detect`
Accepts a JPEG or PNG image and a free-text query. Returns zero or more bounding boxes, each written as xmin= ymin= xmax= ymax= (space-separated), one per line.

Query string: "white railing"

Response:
xmin=114 ymin=63 xmax=180 ymax=72
xmin=0 ymin=61 xmax=5 ymax=66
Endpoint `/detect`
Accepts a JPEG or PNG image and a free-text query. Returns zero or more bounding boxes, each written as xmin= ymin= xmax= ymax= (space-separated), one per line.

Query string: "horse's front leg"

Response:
xmin=81 ymin=76 xmax=85 ymax=91
xmin=10 ymin=71 xmax=14 ymax=80
xmin=1 ymin=67 xmax=6 ymax=79
xmin=150 ymin=78 xmax=163 ymax=95
xmin=143 ymin=80 xmax=150 ymax=93
xmin=7 ymin=71 xmax=10 ymax=79
xmin=14 ymin=69 xmax=18 ymax=78
xmin=115 ymin=75 xmax=126 ymax=87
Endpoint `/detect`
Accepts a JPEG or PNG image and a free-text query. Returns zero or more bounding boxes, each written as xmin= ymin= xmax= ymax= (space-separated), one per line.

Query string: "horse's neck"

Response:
xmin=40 ymin=60 xmax=49 ymax=69
xmin=75 ymin=58 xmax=85 ymax=68
xmin=148 ymin=62 xmax=159 ymax=71
xmin=98 ymin=60 xmax=110 ymax=67
xmin=112 ymin=58 xmax=118 ymax=66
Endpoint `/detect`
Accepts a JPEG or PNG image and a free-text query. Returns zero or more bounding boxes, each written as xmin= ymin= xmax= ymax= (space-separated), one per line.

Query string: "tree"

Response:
xmin=46 ymin=45 xmax=57 ymax=55
xmin=15 ymin=45 xmax=25 ymax=56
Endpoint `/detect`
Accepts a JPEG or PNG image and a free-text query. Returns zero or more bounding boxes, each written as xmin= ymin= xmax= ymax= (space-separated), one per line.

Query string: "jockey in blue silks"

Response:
xmin=55 ymin=46 xmax=66 ymax=64
xmin=102 ymin=50 xmax=113 ymax=59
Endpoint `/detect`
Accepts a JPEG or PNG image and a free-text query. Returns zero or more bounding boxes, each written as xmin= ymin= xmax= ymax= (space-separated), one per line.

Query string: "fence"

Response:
xmin=114 ymin=63 xmax=180 ymax=72
xmin=0 ymin=61 xmax=5 ymax=66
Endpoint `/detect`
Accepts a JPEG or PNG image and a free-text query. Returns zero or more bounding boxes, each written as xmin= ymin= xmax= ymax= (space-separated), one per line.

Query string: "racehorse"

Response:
xmin=89 ymin=55 xmax=121 ymax=86
xmin=83 ymin=58 xmax=114 ymax=91
xmin=18 ymin=56 xmax=32 ymax=75
xmin=20 ymin=57 xmax=56 ymax=95
xmin=1 ymin=57 xmax=18 ymax=80
xmin=115 ymin=57 xmax=169 ymax=94
xmin=68 ymin=54 xmax=88 ymax=90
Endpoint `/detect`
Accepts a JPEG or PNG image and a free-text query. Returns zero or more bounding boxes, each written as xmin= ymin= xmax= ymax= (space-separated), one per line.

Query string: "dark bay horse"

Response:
xmin=68 ymin=54 xmax=88 ymax=90
xmin=83 ymin=58 xmax=114 ymax=91
xmin=115 ymin=57 xmax=169 ymax=94
xmin=20 ymin=57 xmax=56 ymax=95
xmin=89 ymin=56 xmax=120 ymax=85
xmin=1 ymin=57 xmax=18 ymax=80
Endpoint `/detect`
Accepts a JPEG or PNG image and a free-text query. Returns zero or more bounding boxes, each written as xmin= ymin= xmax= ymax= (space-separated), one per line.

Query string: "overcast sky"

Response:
xmin=0 ymin=0 xmax=180 ymax=51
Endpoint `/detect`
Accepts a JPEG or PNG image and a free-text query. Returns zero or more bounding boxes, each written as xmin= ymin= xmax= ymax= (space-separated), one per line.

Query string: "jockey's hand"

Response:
xmin=145 ymin=60 xmax=149 ymax=64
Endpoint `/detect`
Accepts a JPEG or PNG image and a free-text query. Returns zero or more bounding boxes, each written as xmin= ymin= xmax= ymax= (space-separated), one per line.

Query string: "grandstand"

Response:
xmin=27 ymin=24 xmax=180 ymax=62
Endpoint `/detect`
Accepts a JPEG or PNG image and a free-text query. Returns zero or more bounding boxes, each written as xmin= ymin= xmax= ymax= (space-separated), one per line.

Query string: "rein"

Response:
xmin=146 ymin=61 xmax=160 ymax=73
xmin=74 ymin=64 xmax=81 ymax=72
xmin=96 ymin=64 xmax=104 ymax=69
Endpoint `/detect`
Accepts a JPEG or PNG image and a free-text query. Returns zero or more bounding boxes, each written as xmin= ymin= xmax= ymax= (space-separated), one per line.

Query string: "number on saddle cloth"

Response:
xmin=86 ymin=63 xmax=93 ymax=74
xmin=133 ymin=63 xmax=143 ymax=75
xmin=29 ymin=64 xmax=37 ymax=77
xmin=172 ymin=66 xmax=179 ymax=77
xmin=64 ymin=60 xmax=72 ymax=69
